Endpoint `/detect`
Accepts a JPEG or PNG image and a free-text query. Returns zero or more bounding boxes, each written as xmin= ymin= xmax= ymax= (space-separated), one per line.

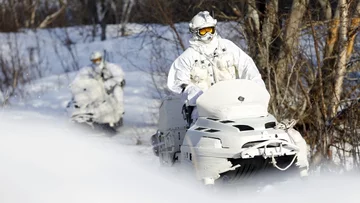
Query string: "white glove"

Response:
xmin=104 ymin=79 xmax=116 ymax=91
xmin=182 ymin=84 xmax=203 ymax=106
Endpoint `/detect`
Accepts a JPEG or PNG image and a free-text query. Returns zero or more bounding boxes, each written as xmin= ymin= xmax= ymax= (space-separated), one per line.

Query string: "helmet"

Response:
xmin=90 ymin=51 xmax=103 ymax=65
xmin=189 ymin=11 xmax=217 ymax=42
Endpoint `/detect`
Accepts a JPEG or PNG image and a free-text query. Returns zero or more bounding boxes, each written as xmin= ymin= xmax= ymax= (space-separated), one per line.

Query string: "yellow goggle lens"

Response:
xmin=198 ymin=27 xmax=215 ymax=36
xmin=91 ymin=58 xmax=102 ymax=63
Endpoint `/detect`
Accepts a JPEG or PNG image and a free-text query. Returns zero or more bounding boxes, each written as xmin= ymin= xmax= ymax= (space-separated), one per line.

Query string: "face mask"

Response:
xmin=199 ymin=33 xmax=214 ymax=43
xmin=91 ymin=58 xmax=102 ymax=66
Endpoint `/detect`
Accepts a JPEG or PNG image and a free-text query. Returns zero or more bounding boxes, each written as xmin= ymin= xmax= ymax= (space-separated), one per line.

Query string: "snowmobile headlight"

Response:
xmin=213 ymin=139 xmax=222 ymax=148
xmin=199 ymin=137 xmax=223 ymax=148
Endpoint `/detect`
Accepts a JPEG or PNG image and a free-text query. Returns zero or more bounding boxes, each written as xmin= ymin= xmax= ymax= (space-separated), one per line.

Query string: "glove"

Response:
xmin=104 ymin=79 xmax=116 ymax=91
xmin=120 ymin=79 xmax=126 ymax=87
xmin=182 ymin=84 xmax=203 ymax=106
xmin=275 ymin=119 xmax=297 ymax=130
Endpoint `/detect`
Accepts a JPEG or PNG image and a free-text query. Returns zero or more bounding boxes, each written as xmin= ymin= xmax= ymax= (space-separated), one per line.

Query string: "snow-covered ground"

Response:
xmin=1 ymin=24 xmax=360 ymax=202
xmin=2 ymin=110 xmax=360 ymax=203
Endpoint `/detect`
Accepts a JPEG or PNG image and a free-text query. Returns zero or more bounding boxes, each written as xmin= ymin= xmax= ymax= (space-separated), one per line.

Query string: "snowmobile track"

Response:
xmin=218 ymin=155 xmax=297 ymax=184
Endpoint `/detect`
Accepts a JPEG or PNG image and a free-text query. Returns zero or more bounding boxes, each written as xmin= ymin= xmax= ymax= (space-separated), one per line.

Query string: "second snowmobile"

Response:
xmin=66 ymin=77 xmax=124 ymax=133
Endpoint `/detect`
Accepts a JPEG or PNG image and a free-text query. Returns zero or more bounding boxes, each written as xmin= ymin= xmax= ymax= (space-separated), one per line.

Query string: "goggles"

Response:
xmin=91 ymin=58 xmax=102 ymax=64
xmin=198 ymin=27 xmax=215 ymax=36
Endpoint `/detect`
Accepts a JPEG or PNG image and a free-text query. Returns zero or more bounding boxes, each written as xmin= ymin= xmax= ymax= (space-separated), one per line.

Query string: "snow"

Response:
xmin=1 ymin=110 xmax=360 ymax=203
xmin=1 ymin=23 xmax=360 ymax=202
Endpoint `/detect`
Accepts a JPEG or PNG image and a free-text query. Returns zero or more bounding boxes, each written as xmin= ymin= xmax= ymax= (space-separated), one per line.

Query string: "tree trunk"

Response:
xmin=98 ymin=0 xmax=109 ymax=41
xmin=8 ymin=0 xmax=20 ymax=29
xmin=331 ymin=0 xmax=348 ymax=118
xmin=276 ymin=0 xmax=309 ymax=84
xmin=121 ymin=0 xmax=134 ymax=36
xmin=318 ymin=0 xmax=332 ymax=20
xmin=260 ymin=0 xmax=278 ymax=95
xmin=346 ymin=1 xmax=360 ymax=60
xmin=30 ymin=0 xmax=39 ymax=27
xmin=244 ymin=0 xmax=260 ymax=60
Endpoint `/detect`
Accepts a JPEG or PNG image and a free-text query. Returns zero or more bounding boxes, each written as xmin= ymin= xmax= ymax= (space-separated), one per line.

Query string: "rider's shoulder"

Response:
xmin=179 ymin=47 xmax=200 ymax=60
xmin=219 ymin=38 xmax=238 ymax=47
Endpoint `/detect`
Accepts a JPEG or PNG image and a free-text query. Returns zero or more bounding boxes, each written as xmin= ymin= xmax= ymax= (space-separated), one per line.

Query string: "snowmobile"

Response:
xmin=151 ymin=79 xmax=301 ymax=185
xmin=66 ymin=78 xmax=124 ymax=134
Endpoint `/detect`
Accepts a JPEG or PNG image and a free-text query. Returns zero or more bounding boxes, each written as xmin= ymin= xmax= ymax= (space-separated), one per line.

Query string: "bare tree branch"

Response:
xmin=38 ymin=0 xmax=67 ymax=29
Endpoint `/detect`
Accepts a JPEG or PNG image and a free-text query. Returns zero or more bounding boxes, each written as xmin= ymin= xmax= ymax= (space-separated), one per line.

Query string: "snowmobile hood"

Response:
xmin=196 ymin=80 xmax=270 ymax=120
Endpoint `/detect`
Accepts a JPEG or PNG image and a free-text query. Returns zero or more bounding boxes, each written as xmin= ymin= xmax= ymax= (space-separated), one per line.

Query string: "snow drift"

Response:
xmin=1 ymin=110 xmax=360 ymax=203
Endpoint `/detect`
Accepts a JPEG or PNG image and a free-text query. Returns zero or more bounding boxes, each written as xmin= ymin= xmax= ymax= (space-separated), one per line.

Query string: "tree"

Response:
xmin=210 ymin=0 xmax=359 ymax=166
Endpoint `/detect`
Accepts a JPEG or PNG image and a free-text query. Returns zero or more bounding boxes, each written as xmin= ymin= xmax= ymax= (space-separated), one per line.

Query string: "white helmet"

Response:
xmin=90 ymin=51 xmax=103 ymax=65
xmin=189 ymin=11 xmax=217 ymax=42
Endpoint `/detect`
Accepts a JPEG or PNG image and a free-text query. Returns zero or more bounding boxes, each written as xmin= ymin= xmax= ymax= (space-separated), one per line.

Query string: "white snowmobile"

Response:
xmin=66 ymin=78 xmax=124 ymax=134
xmin=151 ymin=79 xmax=302 ymax=185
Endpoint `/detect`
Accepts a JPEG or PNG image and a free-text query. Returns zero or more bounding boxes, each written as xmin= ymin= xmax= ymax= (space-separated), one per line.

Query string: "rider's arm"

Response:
xmin=226 ymin=39 xmax=265 ymax=88
xmin=104 ymin=63 xmax=126 ymax=88
xmin=167 ymin=51 xmax=192 ymax=94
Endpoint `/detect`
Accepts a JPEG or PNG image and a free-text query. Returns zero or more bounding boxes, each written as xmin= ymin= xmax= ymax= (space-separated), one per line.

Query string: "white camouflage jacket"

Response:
xmin=167 ymin=35 xmax=265 ymax=95
xmin=74 ymin=62 xmax=125 ymax=90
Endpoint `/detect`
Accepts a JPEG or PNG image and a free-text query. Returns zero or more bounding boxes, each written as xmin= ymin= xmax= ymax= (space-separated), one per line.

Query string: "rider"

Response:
xmin=71 ymin=51 xmax=125 ymax=127
xmin=167 ymin=11 xmax=265 ymax=122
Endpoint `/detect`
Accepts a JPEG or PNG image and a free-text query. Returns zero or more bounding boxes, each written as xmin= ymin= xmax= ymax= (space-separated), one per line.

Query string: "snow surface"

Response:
xmin=1 ymin=23 xmax=360 ymax=202
xmin=1 ymin=110 xmax=360 ymax=202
